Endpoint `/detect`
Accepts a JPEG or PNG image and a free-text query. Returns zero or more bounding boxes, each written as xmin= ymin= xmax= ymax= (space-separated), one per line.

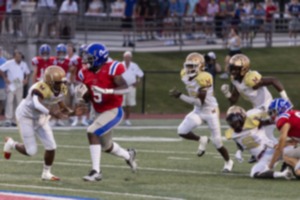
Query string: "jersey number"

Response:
xmin=93 ymin=92 xmax=102 ymax=103
xmin=295 ymin=112 xmax=300 ymax=118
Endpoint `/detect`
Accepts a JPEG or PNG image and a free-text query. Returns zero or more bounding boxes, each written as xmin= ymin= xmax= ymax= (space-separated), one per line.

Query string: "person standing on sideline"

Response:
xmin=0 ymin=47 xmax=7 ymax=116
xmin=0 ymin=49 xmax=30 ymax=127
xmin=121 ymin=51 xmax=144 ymax=126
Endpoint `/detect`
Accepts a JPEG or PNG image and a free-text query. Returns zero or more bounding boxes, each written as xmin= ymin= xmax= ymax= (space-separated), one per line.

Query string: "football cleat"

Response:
xmin=3 ymin=137 xmax=15 ymax=160
xmin=197 ymin=136 xmax=209 ymax=157
xmin=82 ymin=170 xmax=102 ymax=182
xmin=222 ymin=159 xmax=234 ymax=173
xmin=282 ymin=168 xmax=293 ymax=180
xmin=41 ymin=172 xmax=60 ymax=181
xmin=126 ymin=149 xmax=137 ymax=173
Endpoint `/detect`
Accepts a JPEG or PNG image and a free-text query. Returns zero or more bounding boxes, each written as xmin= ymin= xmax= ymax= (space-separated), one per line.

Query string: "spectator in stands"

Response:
xmin=220 ymin=27 xmax=241 ymax=79
xmin=0 ymin=47 xmax=7 ymax=116
xmin=85 ymin=0 xmax=105 ymax=16
xmin=110 ymin=0 xmax=125 ymax=18
xmin=206 ymin=0 xmax=219 ymax=44
xmin=251 ymin=3 xmax=265 ymax=40
xmin=58 ymin=0 xmax=78 ymax=39
xmin=240 ymin=0 xmax=253 ymax=47
xmin=11 ymin=0 xmax=22 ymax=37
xmin=122 ymin=0 xmax=137 ymax=47
xmin=184 ymin=0 xmax=198 ymax=40
xmin=195 ymin=0 xmax=209 ymax=41
xmin=4 ymin=0 xmax=11 ymax=35
xmin=156 ymin=0 xmax=170 ymax=39
xmin=163 ymin=0 xmax=177 ymax=45
xmin=264 ymin=0 xmax=277 ymax=47
xmin=288 ymin=0 xmax=300 ymax=46
xmin=0 ymin=49 xmax=30 ymax=127
xmin=122 ymin=51 xmax=144 ymax=126
xmin=36 ymin=0 xmax=57 ymax=38
xmin=204 ymin=51 xmax=221 ymax=87
xmin=135 ymin=0 xmax=147 ymax=41
xmin=0 ymin=0 xmax=5 ymax=34
xmin=145 ymin=0 xmax=159 ymax=40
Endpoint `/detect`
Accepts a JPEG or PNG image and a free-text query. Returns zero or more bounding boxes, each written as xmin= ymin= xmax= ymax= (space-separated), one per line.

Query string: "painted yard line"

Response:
xmin=167 ymin=157 xmax=191 ymax=161
xmin=0 ymin=159 xmax=248 ymax=177
xmin=0 ymin=125 xmax=230 ymax=131
xmin=0 ymin=183 xmax=185 ymax=200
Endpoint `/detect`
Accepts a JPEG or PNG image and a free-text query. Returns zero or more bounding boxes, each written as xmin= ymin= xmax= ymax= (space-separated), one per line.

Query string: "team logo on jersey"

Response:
xmin=205 ymin=78 xmax=212 ymax=86
xmin=252 ymin=76 xmax=259 ymax=84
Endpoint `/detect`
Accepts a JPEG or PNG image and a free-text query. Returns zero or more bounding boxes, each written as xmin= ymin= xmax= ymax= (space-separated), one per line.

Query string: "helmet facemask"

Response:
xmin=184 ymin=61 xmax=200 ymax=77
xmin=226 ymin=113 xmax=245 ymax=133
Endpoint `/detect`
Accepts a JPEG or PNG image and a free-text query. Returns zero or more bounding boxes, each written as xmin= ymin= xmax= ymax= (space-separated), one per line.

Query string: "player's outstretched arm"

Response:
xmin=253 ymin=77 xmax=289 ymax=100
xmin=169 ymin=87 xmax=202 ymax=107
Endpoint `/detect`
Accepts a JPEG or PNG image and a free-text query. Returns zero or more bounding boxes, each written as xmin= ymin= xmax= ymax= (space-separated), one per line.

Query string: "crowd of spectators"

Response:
xmin=0 ymin=0 xmax=298 ymax=45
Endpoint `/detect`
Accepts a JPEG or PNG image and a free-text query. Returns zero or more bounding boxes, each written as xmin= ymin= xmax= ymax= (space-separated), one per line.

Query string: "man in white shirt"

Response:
xmin=0 ymin=50 xmax=30 ymax=127
xmin=122 ymin=51 xmax=144 ymax=126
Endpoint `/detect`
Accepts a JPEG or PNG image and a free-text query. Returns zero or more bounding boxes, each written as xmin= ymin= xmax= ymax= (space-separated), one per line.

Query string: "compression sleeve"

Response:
xmin=32 ymin=95 xmax=49 ymax=115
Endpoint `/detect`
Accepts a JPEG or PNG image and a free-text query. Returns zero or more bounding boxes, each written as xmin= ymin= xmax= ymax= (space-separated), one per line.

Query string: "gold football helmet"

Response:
xmin=226 ymin=105 xmax=247 ymax=133
xmin=44 ymin=65 xmax=66 ymax=93
xmin=184 ymin=52 xmax=205 ymax=77
xmin=229 ymin=54 xmax=250 ymax=77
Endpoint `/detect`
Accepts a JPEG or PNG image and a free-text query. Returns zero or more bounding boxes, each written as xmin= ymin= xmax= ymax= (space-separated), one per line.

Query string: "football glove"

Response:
xmin=75 ymin=84 xmax=88 ymax=102
xmin=169 ymin=87 xmax=182 ymax=98
xmin=221 ymin=84 xmax=232 ymax=98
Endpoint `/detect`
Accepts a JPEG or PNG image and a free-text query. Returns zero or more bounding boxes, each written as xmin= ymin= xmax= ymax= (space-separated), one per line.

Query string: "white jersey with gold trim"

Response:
xmin=17 ymin=81 xmax=67 ymax=119
xmin=231 ymin=70 xmax=273 ymax=110
xmin=181 ymin=69 xmax=218 ymax=110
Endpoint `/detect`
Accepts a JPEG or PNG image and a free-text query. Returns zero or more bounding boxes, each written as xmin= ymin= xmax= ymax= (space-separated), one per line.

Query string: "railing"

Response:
xmin=0 ymin=12 xmax=298 ymax=51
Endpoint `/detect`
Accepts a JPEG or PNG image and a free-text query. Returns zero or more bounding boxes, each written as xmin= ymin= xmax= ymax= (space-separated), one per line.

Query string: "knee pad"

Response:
xmin=211 ymin=136 xmax=223 ymax=149
xmin=26 ymin=146 xmax=38 ymax=156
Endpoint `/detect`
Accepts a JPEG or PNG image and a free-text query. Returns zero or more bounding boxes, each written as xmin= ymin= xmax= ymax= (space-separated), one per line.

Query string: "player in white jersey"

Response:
xmin=225 ymin=106 xmax=292 ymax=179
xmin=3 ymin=66 xmax=86 ymax=181
xmin=169 ymin=52 xmax=234 ymax=172
xmin=221 ymin=54 xmax=289 ymax=145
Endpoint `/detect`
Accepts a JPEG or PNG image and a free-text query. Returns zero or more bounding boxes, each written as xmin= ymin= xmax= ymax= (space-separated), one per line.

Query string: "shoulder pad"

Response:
xmin=243 ymin=116 xmax=260 ymax=129
xmin=195 ymin=72 xmax=213 ymax=88
xmin=180 ymin=69 xmax=186 ymax=78
xmin=33 ymin=82 xmax=52 ymax=99
xmin=244 ymin=70 xmax=262 ymax=87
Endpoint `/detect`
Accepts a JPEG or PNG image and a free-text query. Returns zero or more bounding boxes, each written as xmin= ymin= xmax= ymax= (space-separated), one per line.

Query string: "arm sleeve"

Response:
xmin=32 ymin=95 xmax=49 ymax=115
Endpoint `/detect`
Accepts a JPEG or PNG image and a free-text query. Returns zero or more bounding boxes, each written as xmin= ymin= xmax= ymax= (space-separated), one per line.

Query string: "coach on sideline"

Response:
xmin=122 ymin=51 xmax=144 ymax=126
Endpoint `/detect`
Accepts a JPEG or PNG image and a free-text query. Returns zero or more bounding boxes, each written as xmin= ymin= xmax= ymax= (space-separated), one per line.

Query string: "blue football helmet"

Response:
xmin=268 ymin=98 xmax=293 ymax=118
xmin=79 ymin=44 xmax=87 ymax=56
xmin=56 ymin=43 xmax=67 ymax=53
xmin=83 ymin=43 xmax=109 ymax=71
xmin=39 ymin=44 xmax=51 ymax=56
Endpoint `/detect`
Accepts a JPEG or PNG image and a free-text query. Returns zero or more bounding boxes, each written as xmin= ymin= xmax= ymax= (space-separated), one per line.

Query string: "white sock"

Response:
xmin=43 ymin=164 xmax=51 ymax=174
xmin=294 ymin=160 xmax=300 ymax=171
xmin=81 ymin=116 xmax=87 ymax=121
xmin=110 ymin=142 xmax=130 ymax=160
xmin=89 ymin=145 xmax=101 ymax=173
xmin=274 ymin=170 xmax=287 ymax=178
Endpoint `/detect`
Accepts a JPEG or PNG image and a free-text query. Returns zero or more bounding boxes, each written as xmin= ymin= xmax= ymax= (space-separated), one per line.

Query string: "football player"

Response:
xmin=221 ymin=54 xmax=290 ymax=144
xmin=3 ymin=66 xmax=85 ymax=181
xmin=169 ymin=52 xmax=234 ymax=172
xmin=31 ymin=44 xmax=56 ymax=82
xmin=69 ymin=44 xmax=89 ymax=127
xmin=226 ymin=105 xmax=292 ymax=179
xmin=268 ymin=98 xmax=300 ymax=177
xmin=76 ymin=43 xmax=137 ymax=181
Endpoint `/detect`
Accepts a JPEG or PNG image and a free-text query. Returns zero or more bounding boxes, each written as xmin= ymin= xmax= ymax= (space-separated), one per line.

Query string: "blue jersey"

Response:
xmin=124 ymin=0 xmax=137 ymax=17
xmin=289 ymin=4 xmax=300 ymax=17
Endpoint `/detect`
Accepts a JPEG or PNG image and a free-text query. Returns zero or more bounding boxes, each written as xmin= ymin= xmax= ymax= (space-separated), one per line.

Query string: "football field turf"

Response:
xmin=0 ymin=119 xmax=297 ymax=200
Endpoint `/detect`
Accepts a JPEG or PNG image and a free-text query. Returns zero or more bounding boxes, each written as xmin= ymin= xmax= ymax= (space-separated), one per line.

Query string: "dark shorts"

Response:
xmin=122 ymin=17 xmax=133 ymax=29
xmin=229 ymin=49 xmax=242 ymax=57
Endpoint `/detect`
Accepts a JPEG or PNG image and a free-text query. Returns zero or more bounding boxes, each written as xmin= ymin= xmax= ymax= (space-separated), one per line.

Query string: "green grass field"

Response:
xmin=0 ymin=119 xmax=298 ymax=200
xmin=111 ymin=46 xmax=300 ymax=114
